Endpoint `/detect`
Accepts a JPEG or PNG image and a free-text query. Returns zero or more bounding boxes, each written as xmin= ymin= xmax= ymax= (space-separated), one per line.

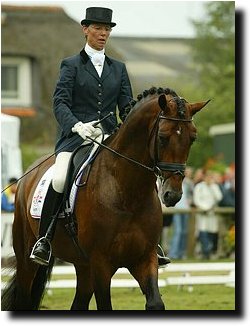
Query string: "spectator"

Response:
xmin=219 ymin=166 xmax=235 ymax=208
xmin=218 ymin=166 xmax=235 ymax=257
xmin=193 ymin=168 xmax=205 ymax=185
xmin=193 ymin=170 xmax=223 ymax=259
xmin=1 ymin=178 xmax=18 ymax=212
xmin=169 ymin=167 xmax=194 ymax=259
xmin=160 ymin=213 xmax=173 ymax=255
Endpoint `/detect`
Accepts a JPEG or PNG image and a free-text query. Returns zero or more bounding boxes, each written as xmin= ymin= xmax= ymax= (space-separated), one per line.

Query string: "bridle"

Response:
xmin=87 ymin=109 xmax=193 ymax=179
xmin=152 ymin=113 xmax=193 ymax=179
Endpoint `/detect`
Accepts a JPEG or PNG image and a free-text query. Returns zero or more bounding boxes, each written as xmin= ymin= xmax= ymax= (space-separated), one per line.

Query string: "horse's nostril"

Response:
xmin=163 ymin=191 xmax=170 ymax=201
xmin=163 ymin=191 xmax=182 ymax=207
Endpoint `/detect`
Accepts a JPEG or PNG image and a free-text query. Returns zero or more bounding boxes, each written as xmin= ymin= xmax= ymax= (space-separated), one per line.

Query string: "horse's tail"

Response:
xmin=30 ymin=256 xmax=55 ymax=309
xmin=1 ymin=257 xmax=55 ymax=311
xmin=1 ymin=263 xmax=18 ymax=311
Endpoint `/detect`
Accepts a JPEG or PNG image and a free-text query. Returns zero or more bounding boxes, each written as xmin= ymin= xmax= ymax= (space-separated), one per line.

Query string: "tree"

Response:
xmin=187 ymin=1 xmax=235 ymax=167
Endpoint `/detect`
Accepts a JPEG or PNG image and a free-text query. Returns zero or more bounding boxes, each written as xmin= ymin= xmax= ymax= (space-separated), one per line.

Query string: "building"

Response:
xmin=1 ymin=4 xmax=193 ymax=147
xmin=1 ymin=5 xmax=84 ymax=144
xmin=209 ymin=123 xmax=235 ymax=165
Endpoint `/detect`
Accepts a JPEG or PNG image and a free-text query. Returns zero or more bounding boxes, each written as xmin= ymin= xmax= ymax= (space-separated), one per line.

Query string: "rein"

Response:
xmin=86 ymin=111 xmax=193 ymax=179
xmin=87 ymin=135 xmax=157 ymax=174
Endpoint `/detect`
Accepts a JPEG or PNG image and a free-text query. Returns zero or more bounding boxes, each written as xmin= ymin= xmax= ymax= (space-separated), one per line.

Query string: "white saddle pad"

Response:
xmin=30 ymin=138 xmax=103 ymax=219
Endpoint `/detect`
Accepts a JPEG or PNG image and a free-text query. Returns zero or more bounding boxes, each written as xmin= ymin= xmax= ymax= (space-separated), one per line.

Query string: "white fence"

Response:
xmin=48 ymin=263 xmax=235 ymax=289
xmin=1 ymin=212 xmax=235 ymax=289
xmin=1 ymin=213 xmax=14 ymax=257
xmin=2 ymin=262 xmax=235 ymax=289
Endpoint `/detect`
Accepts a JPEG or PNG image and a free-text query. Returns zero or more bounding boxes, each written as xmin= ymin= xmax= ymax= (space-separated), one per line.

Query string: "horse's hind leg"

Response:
xmin=13 ymin=246 xmax=54 ymax=310
xmin=2 ymin=254 xmax=41 ymax=310
xmin=71 ymin=264 xmax=94 ymax=310
xmin=14 ymin=261 xmax=39 ymax=309
xmin=129 ymin=252 xmax=165 ymax=310
xmin=11 ymin=206 xmax=53 ymax=310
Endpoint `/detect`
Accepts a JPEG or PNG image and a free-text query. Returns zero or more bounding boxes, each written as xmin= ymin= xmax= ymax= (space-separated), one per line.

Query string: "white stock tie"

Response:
xmin=91 ymin=53 xmax=105 ymax=77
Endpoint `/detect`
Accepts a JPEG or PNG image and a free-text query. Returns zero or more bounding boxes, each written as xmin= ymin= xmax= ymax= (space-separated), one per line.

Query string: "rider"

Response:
xmin=30 ymin=7 xmax=170 ymax=267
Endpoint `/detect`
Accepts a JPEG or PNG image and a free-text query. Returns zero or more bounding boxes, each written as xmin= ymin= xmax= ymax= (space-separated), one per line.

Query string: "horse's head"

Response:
xmin=152 ymin=92 xmax=210 ymax=207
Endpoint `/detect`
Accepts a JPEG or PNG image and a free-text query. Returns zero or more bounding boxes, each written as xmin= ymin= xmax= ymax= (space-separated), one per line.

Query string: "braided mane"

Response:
xmin=122 ymin=86 xmax=186 ymax=121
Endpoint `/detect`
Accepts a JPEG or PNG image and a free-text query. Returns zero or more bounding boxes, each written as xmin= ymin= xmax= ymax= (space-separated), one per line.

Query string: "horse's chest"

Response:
xmin=109 ymin=228 xmax=146 ymax=262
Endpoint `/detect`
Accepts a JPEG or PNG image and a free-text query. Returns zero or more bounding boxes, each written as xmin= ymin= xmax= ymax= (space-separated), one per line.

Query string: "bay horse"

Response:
xmin=1 ymin=87 xmax=209 ymax=310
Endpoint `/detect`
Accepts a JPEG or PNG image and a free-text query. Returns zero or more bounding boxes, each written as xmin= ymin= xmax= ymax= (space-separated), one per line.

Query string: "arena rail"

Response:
xmin=2 ymin=262 xmax=235 ymax=290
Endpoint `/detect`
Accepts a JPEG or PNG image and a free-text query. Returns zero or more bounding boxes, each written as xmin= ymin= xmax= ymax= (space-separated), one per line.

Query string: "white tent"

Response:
xmin=1 ymin=113 xmax=23 ymax=187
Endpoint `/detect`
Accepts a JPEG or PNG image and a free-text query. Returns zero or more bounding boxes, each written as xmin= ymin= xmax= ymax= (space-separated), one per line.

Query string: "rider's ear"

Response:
xmin=190 ymin=99 xmax=211 ymax=116
xmin=158 ymin=94 xmax=169 ymax=114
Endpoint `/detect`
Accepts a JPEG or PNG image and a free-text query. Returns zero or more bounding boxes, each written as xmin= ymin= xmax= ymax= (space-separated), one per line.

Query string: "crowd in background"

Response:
xmin=1 ymin=177 xmax=18 ymax=213
xmin=160 ymin=164 xmax=235 ymax=260
xmin=2 ymin=164 xmax=235 ymax=261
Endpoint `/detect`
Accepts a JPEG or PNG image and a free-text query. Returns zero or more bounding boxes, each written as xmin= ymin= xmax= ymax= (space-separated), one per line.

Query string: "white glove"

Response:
xmin=72 ymin=121 xmax=102 ymax=140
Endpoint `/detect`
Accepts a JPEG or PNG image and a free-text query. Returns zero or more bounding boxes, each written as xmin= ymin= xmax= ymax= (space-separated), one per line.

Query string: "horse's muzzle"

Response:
xmin=162 ymin=190 xmax=182 ymax=207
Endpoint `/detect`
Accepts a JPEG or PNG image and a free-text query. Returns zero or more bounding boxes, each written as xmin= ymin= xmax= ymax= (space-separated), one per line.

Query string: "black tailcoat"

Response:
xmin=53 ymin=49 xmax=133 ymax=153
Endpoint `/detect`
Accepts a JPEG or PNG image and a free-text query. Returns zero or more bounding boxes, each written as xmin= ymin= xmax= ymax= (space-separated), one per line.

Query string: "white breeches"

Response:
xmin=52 ymin=152 xmax=72 ymax=193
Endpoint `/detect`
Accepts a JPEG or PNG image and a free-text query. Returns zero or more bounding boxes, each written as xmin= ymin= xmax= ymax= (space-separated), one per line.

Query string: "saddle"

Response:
xmin=30 ymin=142 xmax=101 ymax=220
xmin=63 ymin=142 xmax=96 ymax=200
xmin=59 ymin=142 xmax=101 ymax=240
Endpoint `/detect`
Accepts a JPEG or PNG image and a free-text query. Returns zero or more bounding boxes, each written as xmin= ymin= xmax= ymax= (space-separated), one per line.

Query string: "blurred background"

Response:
xmin=1 ymin=1 xmax=238 ymax=310
xmin=1 ymin=0 xmax=235 ymax=181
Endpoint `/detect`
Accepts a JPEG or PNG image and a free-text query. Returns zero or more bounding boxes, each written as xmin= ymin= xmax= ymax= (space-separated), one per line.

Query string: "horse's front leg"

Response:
xmin=92 ymin=255 xmax=113 ymax=310
xmin=129 ymin=251 xmax=165 ymax=310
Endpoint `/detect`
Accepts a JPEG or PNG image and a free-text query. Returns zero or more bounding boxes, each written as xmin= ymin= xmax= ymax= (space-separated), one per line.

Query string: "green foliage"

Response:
xmin=185 ymin=1 xmax=235 ymax=167
xmin=21 ymin=144 xmax=41 ymax=172
xmin=20 ymin=143 xmax=53 ymax=171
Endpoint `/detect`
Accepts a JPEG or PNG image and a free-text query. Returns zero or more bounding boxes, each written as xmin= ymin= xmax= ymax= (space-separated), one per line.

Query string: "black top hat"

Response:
xmin=81 ymin=7 xmax=116 ymax=27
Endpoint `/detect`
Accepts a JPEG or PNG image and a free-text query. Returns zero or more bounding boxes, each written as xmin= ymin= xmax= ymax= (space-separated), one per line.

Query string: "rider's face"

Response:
xmin=83 ymin=23 xmax=112 ymax=50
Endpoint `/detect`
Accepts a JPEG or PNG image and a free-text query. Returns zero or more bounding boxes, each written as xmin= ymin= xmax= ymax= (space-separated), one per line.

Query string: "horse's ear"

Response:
xmin=158 ymin=94 xmax=168 ymax=113
xmin=190 ymin=99 xmax=211 ymax=116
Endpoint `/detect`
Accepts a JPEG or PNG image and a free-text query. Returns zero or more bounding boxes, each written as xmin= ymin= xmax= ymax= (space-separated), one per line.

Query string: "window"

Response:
xmin=1 ymin=65 xmax=18 ymax=98
xmin=1 ymin=57 xmax=32 ymax=107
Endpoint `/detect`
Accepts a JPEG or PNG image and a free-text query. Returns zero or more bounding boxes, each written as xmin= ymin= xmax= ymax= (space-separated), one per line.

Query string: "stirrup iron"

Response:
xmin=29 ymin=236 xmax=52 ymax=266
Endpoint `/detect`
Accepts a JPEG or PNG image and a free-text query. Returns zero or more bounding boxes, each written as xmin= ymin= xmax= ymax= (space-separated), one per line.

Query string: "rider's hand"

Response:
xmin=72 ymin=121 xmax=102 ymax=140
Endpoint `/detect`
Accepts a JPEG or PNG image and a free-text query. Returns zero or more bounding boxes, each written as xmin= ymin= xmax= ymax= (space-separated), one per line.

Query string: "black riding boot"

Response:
xmin=157 ymin=244 xmax=171 ymax=267
xmin=30 ymin=184 xmax=63 ymax=266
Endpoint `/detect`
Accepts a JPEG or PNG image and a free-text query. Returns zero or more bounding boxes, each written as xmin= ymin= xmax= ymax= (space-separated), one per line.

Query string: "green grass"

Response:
xmin=2 ymin=259 xmax=235 ymax=311
xmin=41 ymin=284 xmax=235 ymax=310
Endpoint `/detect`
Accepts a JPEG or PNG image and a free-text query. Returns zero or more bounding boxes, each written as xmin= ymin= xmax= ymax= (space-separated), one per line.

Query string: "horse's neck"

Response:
xmin=104 ymin=106 xmax=157 ymax=195
xmin=115 ymin=103 xmax=157 ymax=157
